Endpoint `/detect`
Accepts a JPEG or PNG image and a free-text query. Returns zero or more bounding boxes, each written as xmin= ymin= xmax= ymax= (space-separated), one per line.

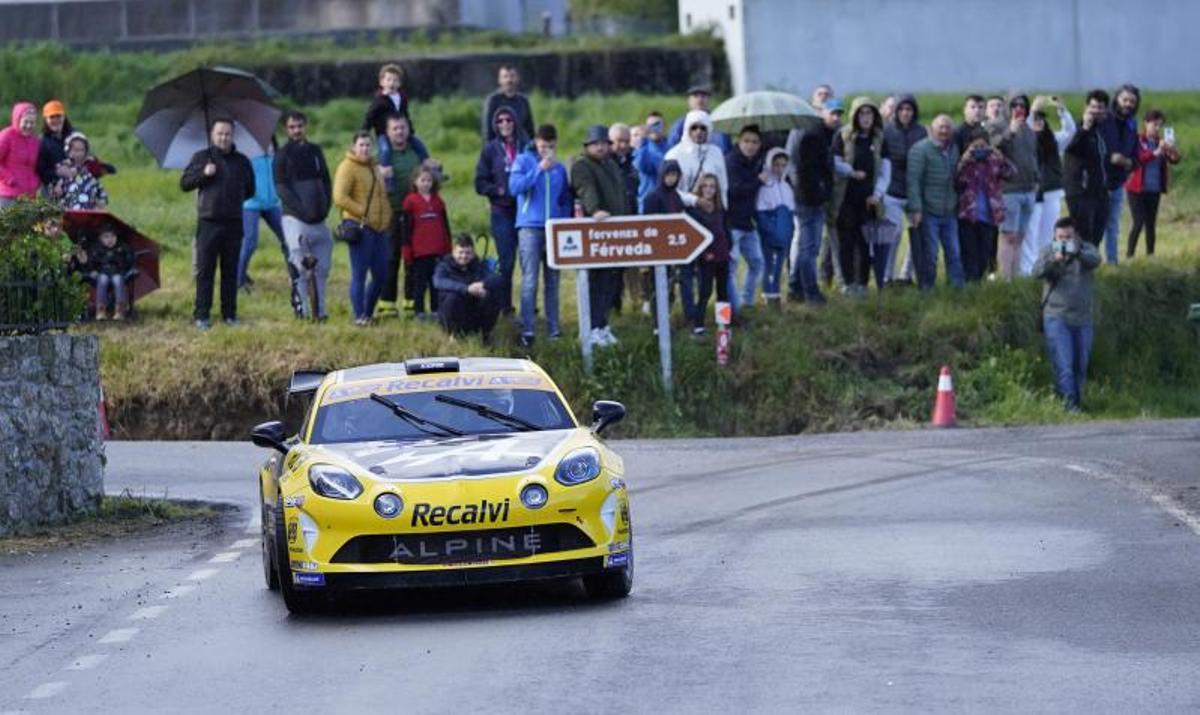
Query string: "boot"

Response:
xmin=374 ymin=300 xmax=399 ymax=319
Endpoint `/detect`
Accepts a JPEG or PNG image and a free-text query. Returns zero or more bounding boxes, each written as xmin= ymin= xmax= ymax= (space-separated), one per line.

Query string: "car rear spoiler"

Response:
xmin=288 ymin=370 xmax=327 ymax=396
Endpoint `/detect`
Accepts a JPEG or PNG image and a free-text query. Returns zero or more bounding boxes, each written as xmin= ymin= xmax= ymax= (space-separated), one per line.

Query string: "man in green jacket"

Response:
xmin=570 ymin=124 xmax=630 ymax=347
xmin=1032 ymin=216 xmax=1100 ymax=411
xmin=906 ymin=114 xmax=964 ymax=288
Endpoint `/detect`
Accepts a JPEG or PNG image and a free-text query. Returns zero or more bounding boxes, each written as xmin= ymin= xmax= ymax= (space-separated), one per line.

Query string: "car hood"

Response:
xmin=314 ymin=430 xmax=577 ymax=481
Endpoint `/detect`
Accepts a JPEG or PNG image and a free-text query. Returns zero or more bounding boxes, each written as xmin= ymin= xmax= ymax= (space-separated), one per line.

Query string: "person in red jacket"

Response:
xmin=0 ymin=102 xmax=41 ymax=208
xmin=401 ymin=164 xmax=452 ymax=318
xmin=1124 ymin=109 xmax=1182 ymax=258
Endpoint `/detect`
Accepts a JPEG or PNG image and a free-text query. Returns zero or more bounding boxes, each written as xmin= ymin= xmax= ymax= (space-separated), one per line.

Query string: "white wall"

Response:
xmin=679 ymin=0 xmax=745 ymax=94
xmin=683 ymin=0 xmax=1199 ymax=95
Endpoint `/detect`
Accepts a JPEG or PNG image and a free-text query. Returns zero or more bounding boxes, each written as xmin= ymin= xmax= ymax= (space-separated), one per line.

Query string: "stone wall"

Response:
xmin=0 ymin=335 xmax=105 ymax=537
xmin=253 ymin=47 xmax=725 ymax=105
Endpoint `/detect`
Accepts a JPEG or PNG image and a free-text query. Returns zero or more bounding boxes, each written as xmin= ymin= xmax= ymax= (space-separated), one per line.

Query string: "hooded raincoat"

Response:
xmin=0 ymin=103 xmax=42 ymax=200
xmin=664 ymin=110 xmax=729 ymax=209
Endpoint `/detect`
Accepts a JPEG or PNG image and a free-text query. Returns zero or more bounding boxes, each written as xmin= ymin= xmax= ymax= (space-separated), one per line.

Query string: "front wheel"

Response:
xmin=261 ymin=480 xmax=279 ymax=591
xmin=583 ymin=548 xmax=634 ymax=600
xmin=273 ymin=497 xmax=327 ymax=614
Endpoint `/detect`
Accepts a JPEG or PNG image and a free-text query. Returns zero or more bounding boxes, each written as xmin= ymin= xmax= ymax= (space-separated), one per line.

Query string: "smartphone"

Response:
xmin=1164 ymin=126 xmax=1176 ymax=145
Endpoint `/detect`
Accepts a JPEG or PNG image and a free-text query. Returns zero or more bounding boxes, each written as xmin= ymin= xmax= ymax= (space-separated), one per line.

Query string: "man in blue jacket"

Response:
xmin=1098 ymin=83 xmax=1140 ymax=264
xmin=509 ymin=123 xmax=572 ymax=348
xmin=634 ymin=111 xmax=669 ymax=213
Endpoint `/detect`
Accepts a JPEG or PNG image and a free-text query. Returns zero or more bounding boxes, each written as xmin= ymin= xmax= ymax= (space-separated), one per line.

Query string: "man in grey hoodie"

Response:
xmin=990 ymin=94 xmax=1040 ymax=280
xmin=881 ymin=94 xmax=927 ymax=284
xmin=274 ymin=111 xmax=333 ymax=320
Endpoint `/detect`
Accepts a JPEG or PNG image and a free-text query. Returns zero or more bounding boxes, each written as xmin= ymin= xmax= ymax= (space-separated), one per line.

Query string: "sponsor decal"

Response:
xmin=290 ymin=560 xmax=320 ymax=571
xmin=607 ymin=552 xmax=629 ymax=568
xmin=390 ymin=530 xmax=542 ymax=561
xmin=322 ymin=374 xmax=551 ymax=405
xmin=292 ymin=572 xmax=325 ymax=587
xmin=608 ymin=541 xmax=630 ymax=553
xmin=411 ymin=499 xmax=510 ymax=527
xmin=284 ymin=495 xmax=305 ymax=508
xmin=289 ymin=546 xmax=305 ymax=554
xmin=287 ymin=519 xmax=299 ymax=543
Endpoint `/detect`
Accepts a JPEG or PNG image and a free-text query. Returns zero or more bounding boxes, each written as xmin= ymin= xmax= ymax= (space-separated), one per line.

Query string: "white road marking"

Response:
xmin=25 ymin=682 xmax=68 ymax=699
xmin=159 ymin=585 xmax=196 ymax=599
xmin=64 ymin=654 xmax=108 ymax=671
xmin=130 ymin=606 xmax=168 ymax=621
xmin=230 ymin=538 xmax=258 ymax=549
xmin=1067 ymin=463 xmax=1200 ymax=537
xmin=209 ymin=551 xmax=241 ymax=564
xmin=97 ymin=628 xmax=139 ymax=644
xmin=187 ymin=568 xmax=220 ymax=581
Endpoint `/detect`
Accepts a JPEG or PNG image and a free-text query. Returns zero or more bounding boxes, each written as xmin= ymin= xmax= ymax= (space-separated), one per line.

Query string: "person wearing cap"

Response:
xmin=570 ymin=124 xmax=631 ymax=348
xmin=785 ymin=99 xmax=842 ymax=304
xmin=36 ymin=99 xmax=74 ymax=191
xmin=0 ymin=102 xmax=42 ymax=208
xmin=667 ymin=85 xmax=731 ymax=153
xmin=810 ymin=84 xmax=835 ymax=112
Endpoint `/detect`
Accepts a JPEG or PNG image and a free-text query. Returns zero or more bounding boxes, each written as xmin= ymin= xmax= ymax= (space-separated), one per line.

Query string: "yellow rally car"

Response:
xmin=250 ymin=357 xmax=632 ymax=613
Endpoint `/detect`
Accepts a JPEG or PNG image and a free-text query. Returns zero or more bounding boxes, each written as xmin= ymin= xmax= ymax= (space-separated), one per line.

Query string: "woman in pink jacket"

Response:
xmin=0 ymin=102 xmax=42 ymax=208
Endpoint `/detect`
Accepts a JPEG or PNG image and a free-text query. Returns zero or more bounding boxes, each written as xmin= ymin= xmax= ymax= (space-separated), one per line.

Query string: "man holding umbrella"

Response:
xmin=180 ymin=118 xmax=255 ymax=329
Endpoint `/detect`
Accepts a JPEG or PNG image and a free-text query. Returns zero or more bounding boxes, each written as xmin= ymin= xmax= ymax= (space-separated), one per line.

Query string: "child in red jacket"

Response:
xmin=401 ymin=164 xmax=452 ymax=317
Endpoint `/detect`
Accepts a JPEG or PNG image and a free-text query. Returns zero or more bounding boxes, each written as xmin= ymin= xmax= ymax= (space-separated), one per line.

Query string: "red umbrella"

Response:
xmin=62 ymin=209 xmax=161 ymax=302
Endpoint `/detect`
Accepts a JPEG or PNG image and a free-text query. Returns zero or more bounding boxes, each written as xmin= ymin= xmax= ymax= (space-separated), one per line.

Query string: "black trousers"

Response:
xmin=438 ymin=274 xmax=505 ymax=336
xmin=194 ymin=218 xmax=241 ymax=321
xmin=836 ymin=208 xmax=870 ymax=288
xmin=694 ymin=260 xmax=730 ymax=328
xmin=379 ymin=214 xmax=407 ymax=304
xmin=588 ymin=267 xmax=622 ymax=329
xmin=410 ymin=255 xmax=440 ymax=314
xmin=958 ymin=219 xmax=996 ymax=283
xmin=1066 ymin=193 xmax=1109 ymax=247
xmin=1127 ymin=191 xmax=1161 ymax=257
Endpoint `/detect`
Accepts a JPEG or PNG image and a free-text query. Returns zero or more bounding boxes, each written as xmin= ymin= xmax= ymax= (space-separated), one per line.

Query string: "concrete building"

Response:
xmin=679 ymin=0 xmax=1199 ymax=95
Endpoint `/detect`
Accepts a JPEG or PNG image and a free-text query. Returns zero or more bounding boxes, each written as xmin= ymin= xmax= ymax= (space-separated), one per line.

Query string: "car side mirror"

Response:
xmin=250 ymin=420 xmax=289 ymax=455
xmin=591 ymin=401 xmax=625 ymax=435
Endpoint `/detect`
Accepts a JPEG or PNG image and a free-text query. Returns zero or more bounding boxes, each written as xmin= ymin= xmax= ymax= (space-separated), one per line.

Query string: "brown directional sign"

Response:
xmin=545 ymin=213 xmax=713 ymax=269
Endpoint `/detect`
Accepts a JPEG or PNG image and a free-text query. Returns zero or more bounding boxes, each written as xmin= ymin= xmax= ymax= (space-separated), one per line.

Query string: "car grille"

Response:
xmin=331 ymin=524 xmax=595 ymax=565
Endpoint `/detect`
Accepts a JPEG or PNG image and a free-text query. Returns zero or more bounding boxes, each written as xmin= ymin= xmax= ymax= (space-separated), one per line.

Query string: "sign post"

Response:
xmin=547 ymin=214 xmax=712 ymax=392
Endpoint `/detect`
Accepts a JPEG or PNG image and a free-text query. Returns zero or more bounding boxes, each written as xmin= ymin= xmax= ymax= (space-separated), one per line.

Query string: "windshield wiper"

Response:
xmin=369 ymin=393 xmax=464 ymax=437
xmin=433 ymin=393 xmax=540 ymax=432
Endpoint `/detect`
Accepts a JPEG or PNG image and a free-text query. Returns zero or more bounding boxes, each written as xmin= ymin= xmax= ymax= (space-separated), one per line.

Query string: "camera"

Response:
xmin=1052 ymin=239 xmax=1079 ymax=256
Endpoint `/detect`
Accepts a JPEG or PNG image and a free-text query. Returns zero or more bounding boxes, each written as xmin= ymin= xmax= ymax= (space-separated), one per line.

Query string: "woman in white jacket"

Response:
xmin=1021 ymin=96 xmax=1076 ymax=275
xmin=664 ymin=110 xmax=728 ymax=209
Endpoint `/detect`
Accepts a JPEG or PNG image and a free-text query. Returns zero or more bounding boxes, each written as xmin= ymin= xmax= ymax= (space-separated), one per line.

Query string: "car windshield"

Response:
xmin=310 ymin=388 xmax=575 ymax=444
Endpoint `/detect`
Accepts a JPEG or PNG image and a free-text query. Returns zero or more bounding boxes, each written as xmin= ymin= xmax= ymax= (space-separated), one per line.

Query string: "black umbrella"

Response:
xmin=135 ymin=66 xmax=282 ymax=170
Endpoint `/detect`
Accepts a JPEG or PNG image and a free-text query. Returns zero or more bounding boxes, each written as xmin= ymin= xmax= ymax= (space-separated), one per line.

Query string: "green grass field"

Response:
xmin=14 ymin=60 xmax=1198 ymax=439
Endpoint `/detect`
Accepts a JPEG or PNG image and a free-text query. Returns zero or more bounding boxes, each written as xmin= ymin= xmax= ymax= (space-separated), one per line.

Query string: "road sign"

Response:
xmin=545 ymin=213 xmax=713 ymax=269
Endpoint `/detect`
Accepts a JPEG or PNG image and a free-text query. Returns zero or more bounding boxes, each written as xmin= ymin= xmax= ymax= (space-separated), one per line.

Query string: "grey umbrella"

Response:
xmin=135 ymin=66 xmax=282 ymax=170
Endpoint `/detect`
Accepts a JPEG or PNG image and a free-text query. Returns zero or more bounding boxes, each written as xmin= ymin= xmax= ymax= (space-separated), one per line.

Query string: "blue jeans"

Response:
xmin=238 ymin=206 xmax=286 ymax=288
xmin=920 ymin=214 xmax=965 ymax=288
xmin=678 ymin=262 xmax=698 ymax=322
xmin=348 ymin=227 xmax=389 ymax=320
xmin=761 ymin=243 xmax=786 ymax=298
xmin=1103 ymin=186 xmax=1124 ymax=264
xmin=490 ymin=210 xmax=518 ymax=312
xmin=1043 ymin=317 xmax=1093 ymax=409
xmin=517 ymin=228 xmax=560 ymax=337
xmin=727 ymin=228 xmax=764 ymax=310
xmin=790 ymin=205 xmax=825 ymax=301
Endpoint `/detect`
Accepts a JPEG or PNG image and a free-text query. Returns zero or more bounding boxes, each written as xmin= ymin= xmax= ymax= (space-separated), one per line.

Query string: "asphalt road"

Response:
xmin=2 ymin=420 xmax=1200 ymax=713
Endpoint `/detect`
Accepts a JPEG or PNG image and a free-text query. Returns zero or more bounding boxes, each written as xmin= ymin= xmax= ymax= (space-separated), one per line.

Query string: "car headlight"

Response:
xmin=554 ymin=448 xmax=601 ymax=486
xmin=308 ymin=465 xmax=363 ymax=500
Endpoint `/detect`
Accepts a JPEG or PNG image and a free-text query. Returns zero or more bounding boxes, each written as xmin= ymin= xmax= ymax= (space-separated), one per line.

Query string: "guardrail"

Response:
xmin=0 ymin=271 xmax=75 ymax=336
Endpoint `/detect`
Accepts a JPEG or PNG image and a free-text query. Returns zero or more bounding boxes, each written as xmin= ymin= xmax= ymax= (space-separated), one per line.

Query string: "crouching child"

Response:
xmin=86 ymin=223 xmax=135 ymax=320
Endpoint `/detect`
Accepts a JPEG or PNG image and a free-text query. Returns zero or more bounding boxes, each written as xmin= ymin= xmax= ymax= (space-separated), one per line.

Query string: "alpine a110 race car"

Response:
xmin=251 ymin=357 xmax=632 ymax=613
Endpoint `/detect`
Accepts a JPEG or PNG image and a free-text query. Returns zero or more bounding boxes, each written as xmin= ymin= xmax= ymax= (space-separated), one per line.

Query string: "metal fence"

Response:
xmin=0 ymin=270 xmax=76 ymax=336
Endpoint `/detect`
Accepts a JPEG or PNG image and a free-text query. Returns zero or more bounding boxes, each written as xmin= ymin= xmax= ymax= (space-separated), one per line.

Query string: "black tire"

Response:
xmin=261 ymin=482 xmax=279 ymax=591
xmin=583 ymin=546 xmax=634 ymax=600
xmin=273 ymin=497 xmax=327 ymax=614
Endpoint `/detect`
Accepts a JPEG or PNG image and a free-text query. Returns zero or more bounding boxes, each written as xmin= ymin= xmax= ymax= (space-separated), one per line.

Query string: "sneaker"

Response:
xmin=195 ymin=319 xmax=212 ymax=331
xmin=519 ymin=334 xmax=535 ymax=348
xmin=113 ymin=307 xmax=126 ymax=321
xmin=374 ymin=300 xmax=399 ymax=319
xmin=692 ymin=326 xmax=706 ymax=336
xmin=224 ymin=318 xmax=240 ymax=327
xmin=589 ymin=327 xmax=608 ymax=347
xmin=95 ymin=308 xmax=109 ymax=321
xmin=641 ymin=300 xmax=652 ymax=316
xmin=548 ymin=331 xmax=562 ymax=341
xmin=601 ymin=326 xmax=618 ymax=345
xmin=353 ymin=316 xmax=369 ymax=327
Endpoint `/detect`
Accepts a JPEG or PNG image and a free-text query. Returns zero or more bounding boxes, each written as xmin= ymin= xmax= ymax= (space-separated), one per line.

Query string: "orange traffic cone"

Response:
xmin=930 ymin=365 xmax=956 ymax=428
xmin=98 ymin=384 xmax=111 ymax=440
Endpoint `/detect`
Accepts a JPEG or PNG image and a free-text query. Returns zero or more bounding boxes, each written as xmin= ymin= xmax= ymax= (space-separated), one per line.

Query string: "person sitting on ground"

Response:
xmin=1033 ymin=216 xmax=1100 ymax=412
xmin=755 ymin=147 xmax=794 ymax=307
xmin=362 ymin=63 xmax=428 ymax=191
xmin=54 ymin=132 xmax=108 ymax=210
xmin=402 ymin=164 xmax=453 ymax=320
xmin=85 ymin=224 xmax=135 ymax=321
xmin=433 ymin=234 xmax=505 ymax=339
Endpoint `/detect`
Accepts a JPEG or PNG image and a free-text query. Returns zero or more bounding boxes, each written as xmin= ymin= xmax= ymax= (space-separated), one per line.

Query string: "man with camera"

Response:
xmin=1032 ymin=216 xmax=1101 ymax=412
